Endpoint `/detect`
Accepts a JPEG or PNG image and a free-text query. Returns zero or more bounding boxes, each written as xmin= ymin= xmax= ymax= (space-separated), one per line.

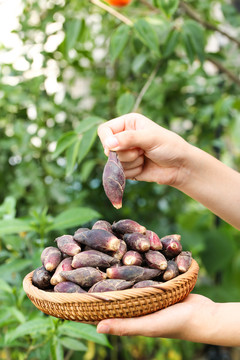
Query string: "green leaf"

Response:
xmin=58 ymin=322 xmax=112 ymax=347
xmin=201 ymin=228 xmax=237 ymax=274
xmin=5 ymin=318 xmax=52 ymax=343
xmin=182 ymin=20 xmax=205 ymax=63
xmin=75 ymin=116 xmax=104 ymax=134
xmin=78 ymin=127 xmax=98 ymax=165
xmin=65 ymin=19 xmax=84 ymax=53
xmin=0 ymin=196 xmax=16 ymax=220
xmin=134 ymin=19 xmax=160 ymax=56
xmin=80 ymin=159 xmax=96 ymax=183
xmin=0 ymin=279 xmax=13 ymax=294
xmin=117 ymin=93 xmax=135 ymax=116
xmin=52 ymin=131 xmax=78 ymax=160
xmin=60 ymin=337 xmax=87 ymax=351
xmin=46 ymin=207 xmax=100 ymax=231
xmin=110 ymin=24 xmax=131 ymax=62
xmin=0 ymin=218 xmax=33 ymax=235
xmin=153 ymin=0 xmax=179 ymax=17
xmin=51 ymin=336 xmax=64 ymax=360
xmin=7 ymin=307 xmax=26 ymax=324
xmin=131 ymin=53 xmax=148 ymax=73
xmin=66 ymin=138 xmax=81 ymax=176
xmin=181 ymin=31 xmax=195 ymax=64
xmin=0 ymin=259 xmax=32 ymax=279
xmin=162 ymin=29 xmax=180 ymax=58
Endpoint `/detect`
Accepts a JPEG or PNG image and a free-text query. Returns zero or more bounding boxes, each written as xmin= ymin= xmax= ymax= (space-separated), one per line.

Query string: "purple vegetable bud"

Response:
xmin=122 ymin=251 xmax=143 ymax=266
xmin=88 ymin=279 xmax=134 ymax=293
xmin=60 ymin=267 xmax=107 ymax=288
xmin=163 ymin=260 xmax=179 ymax=281
xmin=92 ymin=220 xmax=113 ymax=233
xmin=111 ymin=240 xmax=127 ymax=261
xmin=123 ymin=233 xmax=150 ymax=252
xmin=145 ymin=250 xmax=167 ymax=270
xmin=107 ymin=265 xmax=161 ymax=282
xmin=54 ymin=281 xmax=86 ymax=293
xmin=55 ymin=235 xmax=81 ymax=256
xmin=74 ymin=229 xmax=120 ymax=252
xmin=50 ymin=257 xmax=73 ymax=286
xmin=32 ymin=266 xmax=52 ymax=290
xmin=146 ymin=230 xmax=162 ymax=251
xmin=133 ymin=280 xmax=161 ymax=288
xmin=41 ymin=247 xmax=62 ymax=272
xmin=72 ymin=250 xmax=118 ymax=269
xmin=112 ymin=219 xmax=146 ymax=235
xmin=175 ymin=251 xmax=192 ymax=273
xmin=102 ymin=151 xmax=126 ymax=209
xmin=161 ymin=236 xmax=182 ymax=258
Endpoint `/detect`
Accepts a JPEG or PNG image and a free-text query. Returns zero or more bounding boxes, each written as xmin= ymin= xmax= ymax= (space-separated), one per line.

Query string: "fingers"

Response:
xmin=98 ymin=113 xmax=158 ymax=155
xmin=97 ymin=316 xmax=155 ymax=337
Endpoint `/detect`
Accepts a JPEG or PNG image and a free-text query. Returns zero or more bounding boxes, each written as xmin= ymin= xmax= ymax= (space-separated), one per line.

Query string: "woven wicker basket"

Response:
xmin=23 ymin=259 xmax=199 ymax=324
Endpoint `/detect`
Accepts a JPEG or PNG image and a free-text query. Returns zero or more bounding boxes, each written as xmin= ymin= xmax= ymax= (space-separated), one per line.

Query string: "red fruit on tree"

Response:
xmin=106 ymin=0 xmax=131 ymax=7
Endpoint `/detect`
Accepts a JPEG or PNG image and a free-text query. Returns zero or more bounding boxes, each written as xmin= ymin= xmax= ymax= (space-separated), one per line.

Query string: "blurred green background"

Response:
xmin=0 ymin=0 xmax=240 ymax=359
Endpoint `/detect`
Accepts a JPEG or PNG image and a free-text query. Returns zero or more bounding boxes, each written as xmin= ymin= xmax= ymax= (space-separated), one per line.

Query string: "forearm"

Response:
xmin=177 ymin=145 xmax=240 ymax=230
xmin=187 ymin=301 xmax=240 ymax=346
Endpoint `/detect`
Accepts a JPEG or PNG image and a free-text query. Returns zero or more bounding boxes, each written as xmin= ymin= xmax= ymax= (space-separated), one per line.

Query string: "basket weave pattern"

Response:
xmin=23 ymin=259 xmax=199 ymax=323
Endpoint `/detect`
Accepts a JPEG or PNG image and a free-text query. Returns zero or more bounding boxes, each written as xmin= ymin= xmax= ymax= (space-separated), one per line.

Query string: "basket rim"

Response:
xmin=23 ymin=259 xmax=199 ymax=303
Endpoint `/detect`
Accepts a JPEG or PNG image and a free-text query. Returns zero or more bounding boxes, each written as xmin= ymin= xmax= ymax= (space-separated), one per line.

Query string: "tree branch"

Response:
xmin=133 ymin=63 xmax=161 ymax=111
xmin=207 ymin=57 xmax=240 ymax=86
xmin=90 ymin=0 xmax=133 ymax=26
xmin=179 ymin=1 xmax=240 ymax=47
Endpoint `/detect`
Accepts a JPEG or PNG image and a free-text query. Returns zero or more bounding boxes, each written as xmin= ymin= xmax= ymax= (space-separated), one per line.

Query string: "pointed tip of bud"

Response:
xmin=113 ymin=202 xmax=122 ymax=209
xmin=45 ymin=263 xmax=53 ymax=272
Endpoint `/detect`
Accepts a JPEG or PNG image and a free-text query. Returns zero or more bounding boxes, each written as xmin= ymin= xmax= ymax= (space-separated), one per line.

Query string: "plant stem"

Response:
xmin=90 ymin=0 xmax=133 ymax=26
xmin=65 ymin=350 xmax=74 ymax=360
xmin=207 ymin=57 xmax=240 ymax=87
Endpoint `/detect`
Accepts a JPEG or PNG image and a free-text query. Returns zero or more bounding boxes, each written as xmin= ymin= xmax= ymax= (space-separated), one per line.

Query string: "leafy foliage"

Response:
xmin=0 ymin=0 xmax=240 ymax=359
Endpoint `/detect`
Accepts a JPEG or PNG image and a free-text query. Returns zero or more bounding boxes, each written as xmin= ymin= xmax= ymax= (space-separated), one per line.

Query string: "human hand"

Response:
xmin=97 ymin=294 xmax=215 ymax=343
xmin=98 ymin=113 xmax=189 ymax=187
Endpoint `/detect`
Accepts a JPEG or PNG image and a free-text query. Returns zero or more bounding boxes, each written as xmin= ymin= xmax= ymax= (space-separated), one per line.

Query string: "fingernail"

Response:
xmin=105 ymin=136 xmax=119 ymax=149
xmin=97 ymin=324 xmax=110 ymax=334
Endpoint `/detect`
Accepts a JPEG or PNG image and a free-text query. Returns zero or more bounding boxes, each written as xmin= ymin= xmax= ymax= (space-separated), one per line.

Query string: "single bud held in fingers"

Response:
xmin=133 ymin=280 xmax=161 ymax=288
xmin=112 ymin=219 xmax=146 ymax=235
xmin=175 ymin=251 xmax=192 ymax=273
xmin=123 ymin=233 xmax=150 ymax=252
xmin=50 ymin=257 xmax=73 ymax=286
xmin=122 ymin=251 xmax=143 ymax=266
xmin=60 ymin=267 xmax=107 ymax=287
xmin=145 ymin=250 xmax=167 ymax=270
xmin=32 ymin=266 xmax=52 ymax=290
xmin=74 ymin=229 xmax=120 ymax=252
xmin=41 ymin=246 xmax=62 ymax=271
xmin=72 ymin=250 xmax=118 ymax=269
xmin=54 ymin=281 xmax=86 ymax=293
xmin=88 ymin=279 xmax=134 ymax=293
xmin=161 ymin=237 xmax=182 ymax=258
xmin=55 ymin=235 xmax=81 ymax=256
xmin=102 ymin=151 xmax=125 ymax=209
xmin=146 ymin=230 xmax=162 ymax=251
xmin=163 ymin=260 xmax=179 ymax=281
xmin=92 ymin=220 xmax=113 ymax=233
xmin=107 ymin=265 xmax=162 ymax=281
